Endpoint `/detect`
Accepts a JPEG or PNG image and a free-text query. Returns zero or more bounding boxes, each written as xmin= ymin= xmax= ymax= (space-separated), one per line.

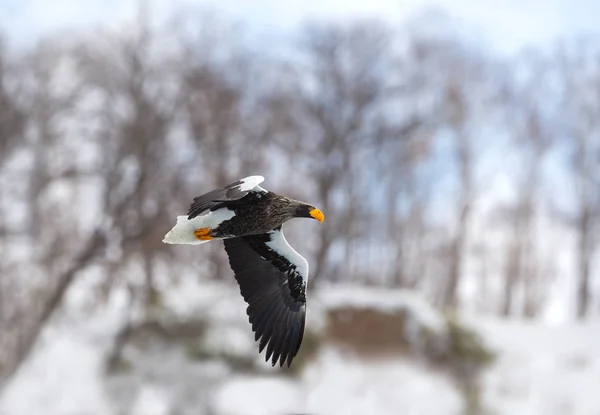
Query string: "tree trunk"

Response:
xmin=443 ymin=134 xmax=472 ymax=310
xmin=576 ymin=203 xmax=591 ymax=319
xmin=501 ymin=240 xmax=520 ymax=317
xmin=443 ymin=202 xmax=470 ymax=310
xmin=310 ymin=178 xmax=334 ymax=287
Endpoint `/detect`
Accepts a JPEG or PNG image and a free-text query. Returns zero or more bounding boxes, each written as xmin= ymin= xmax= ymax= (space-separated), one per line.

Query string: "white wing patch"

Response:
xmin=197 ymin=208 xmax=236 ymax=229
xmin=238 ymin=175 xmax=265 ymax=192
xmin=265 ymin=228 xmax=309 ymax=281
xmin=252 ymin=185 xmax=268 ymax=194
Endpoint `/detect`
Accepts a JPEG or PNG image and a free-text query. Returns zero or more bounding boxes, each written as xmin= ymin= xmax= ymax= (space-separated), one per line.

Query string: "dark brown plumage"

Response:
xmin=201 ymin=192 xmax=314 ymax=239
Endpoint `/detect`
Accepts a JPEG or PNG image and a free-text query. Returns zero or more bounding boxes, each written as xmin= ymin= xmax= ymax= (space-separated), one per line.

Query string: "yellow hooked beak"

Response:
xmin=309 ymin=208 xmax=325 ymax=223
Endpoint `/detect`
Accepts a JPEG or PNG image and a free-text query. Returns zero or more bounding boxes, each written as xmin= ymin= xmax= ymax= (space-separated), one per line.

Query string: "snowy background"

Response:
xmin=0 ymin=0 xmax=599 ymax=414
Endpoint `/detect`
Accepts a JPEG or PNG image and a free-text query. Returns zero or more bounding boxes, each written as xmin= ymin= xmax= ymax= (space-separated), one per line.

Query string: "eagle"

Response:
xmin=162 ymin=175 xmax=324 ymax=367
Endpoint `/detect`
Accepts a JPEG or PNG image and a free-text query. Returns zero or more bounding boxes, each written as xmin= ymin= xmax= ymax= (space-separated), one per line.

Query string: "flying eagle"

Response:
xmin=162 ymin=175 xmax=324 ymax=367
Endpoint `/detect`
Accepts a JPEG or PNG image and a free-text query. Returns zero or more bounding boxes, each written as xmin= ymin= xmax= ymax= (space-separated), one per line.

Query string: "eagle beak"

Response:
xmin=309 ymin=208 xmax=324 ymax=223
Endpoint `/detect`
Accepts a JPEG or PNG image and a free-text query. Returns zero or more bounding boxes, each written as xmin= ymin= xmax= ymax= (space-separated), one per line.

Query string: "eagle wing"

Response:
xmin=188 ymin=175 xmax=266 ymax=219
xmin=223 ymin=227 xmax=308 ymax=367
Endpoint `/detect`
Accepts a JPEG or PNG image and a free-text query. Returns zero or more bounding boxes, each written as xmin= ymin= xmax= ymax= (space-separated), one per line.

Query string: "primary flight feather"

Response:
xmin=162 ymin=175 xmax=324 ymax=367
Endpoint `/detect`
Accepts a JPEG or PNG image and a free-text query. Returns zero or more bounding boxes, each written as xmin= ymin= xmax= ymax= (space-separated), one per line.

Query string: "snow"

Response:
xmin=211 ymin=347 xmax=463 ymax=415
xmin=130 ymin=385 xmax=170 ymax=415
xmin=200 ymin=325 xmax=257 ymax=358
xmin=0 ymin=330 xmax=113 ymax=415
xmin=471 ymin=317 xmax=600 ymax=415
xmin=300 ymin=347 xmax=463 ymax=415
xmin=212 ymin=377 xmax=300 ymax=415
xmin=2 ymin=282 xmax=600 ymax=415
xmin=161 ymin=278 xmax=247 ymax=324
xmin=315 ymin=284 xmax=446 ymax=332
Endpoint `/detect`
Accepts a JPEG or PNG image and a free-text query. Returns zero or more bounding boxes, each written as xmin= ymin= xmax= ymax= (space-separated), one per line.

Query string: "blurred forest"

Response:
xmin=0 ymin=5 xmax=599 ymax=396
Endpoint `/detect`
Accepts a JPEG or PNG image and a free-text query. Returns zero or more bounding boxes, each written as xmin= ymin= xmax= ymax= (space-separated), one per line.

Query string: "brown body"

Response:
xmin=208 ymin=192 xmax=319 ymax=238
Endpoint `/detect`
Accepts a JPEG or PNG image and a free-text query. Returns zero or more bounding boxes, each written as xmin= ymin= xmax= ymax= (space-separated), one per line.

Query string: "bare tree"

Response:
xmin=268 ymin=20 xmax=422 ymax=284
xmin=0 ymin=38 xmax=102 ymax=389
xmin=0 ymin=11 xmax=180 ymax=387
xmin=500 ymin=57 xmax=555 ymax=318
xmin=173 ymin=13 xmax=275 ymax=280
xmin=0 ymin=43 xmax=25 ymax=166
xmin=74 ymin=10 xmax=183 ymax=309
xmin=557 ymin=46 xmax=600 ymax=319
xmin=4 ymin=10 xmax=600 ymax=400
xmin=436 ymin=42 xmax=486 ymax=311
xmin=374 ymin=35 xmax=440 ymax=289
xmin=0 ymin=38 xmax=27 ymax=385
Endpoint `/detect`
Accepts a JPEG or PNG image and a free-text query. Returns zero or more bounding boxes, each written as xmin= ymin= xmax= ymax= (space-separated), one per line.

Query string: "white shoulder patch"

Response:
xmin=252 ymin=185 xmax=268 ymax=194
xmin=265 ymin=228 xmax=309 ymax=280
xmin=192 ymin=208 xmax=236 ymax=229
xmin=238 ymin=175 xmax=265 ymax=192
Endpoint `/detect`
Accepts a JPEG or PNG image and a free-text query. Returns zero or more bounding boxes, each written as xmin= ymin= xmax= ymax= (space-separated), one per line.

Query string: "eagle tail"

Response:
xmin=162 ymin=215 xmax=211 ymax=245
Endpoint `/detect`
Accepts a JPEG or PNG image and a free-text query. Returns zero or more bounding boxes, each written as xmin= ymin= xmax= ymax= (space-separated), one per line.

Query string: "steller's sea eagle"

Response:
xmin=162 ymin=175 xmax=324 ymax=367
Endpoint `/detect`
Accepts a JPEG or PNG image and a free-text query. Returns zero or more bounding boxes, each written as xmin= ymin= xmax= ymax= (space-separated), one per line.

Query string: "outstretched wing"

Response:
xmin=223 ymin=227 xmax=308 ymax=367
xmin=188 ymin=175 xmax=266 ymax=219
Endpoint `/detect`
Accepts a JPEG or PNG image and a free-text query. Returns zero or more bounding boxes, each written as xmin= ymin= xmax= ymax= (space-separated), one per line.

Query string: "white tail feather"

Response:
xmin=162 ymin=215 xmax=210 ymax=245
xmin=162 ymin=208 xmax=236 ymax=245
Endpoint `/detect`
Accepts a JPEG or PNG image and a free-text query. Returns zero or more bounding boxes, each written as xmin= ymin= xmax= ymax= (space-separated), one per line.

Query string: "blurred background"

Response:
xmin=0 ymin=1 xmax=599 ymax=414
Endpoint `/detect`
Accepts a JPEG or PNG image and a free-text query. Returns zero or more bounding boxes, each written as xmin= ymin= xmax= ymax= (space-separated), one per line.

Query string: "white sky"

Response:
xmin=1 ymin=0 xmax=599 ymax=54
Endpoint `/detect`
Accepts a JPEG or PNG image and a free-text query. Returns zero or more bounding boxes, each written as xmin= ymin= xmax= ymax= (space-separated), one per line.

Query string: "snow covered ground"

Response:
xmin=1 ymin=283 xmax=599 ymax=415
xmin=472 ymin=317 xmax=600 ymax=415
xmin=212 ymin=350 xmax=464 ymax=415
